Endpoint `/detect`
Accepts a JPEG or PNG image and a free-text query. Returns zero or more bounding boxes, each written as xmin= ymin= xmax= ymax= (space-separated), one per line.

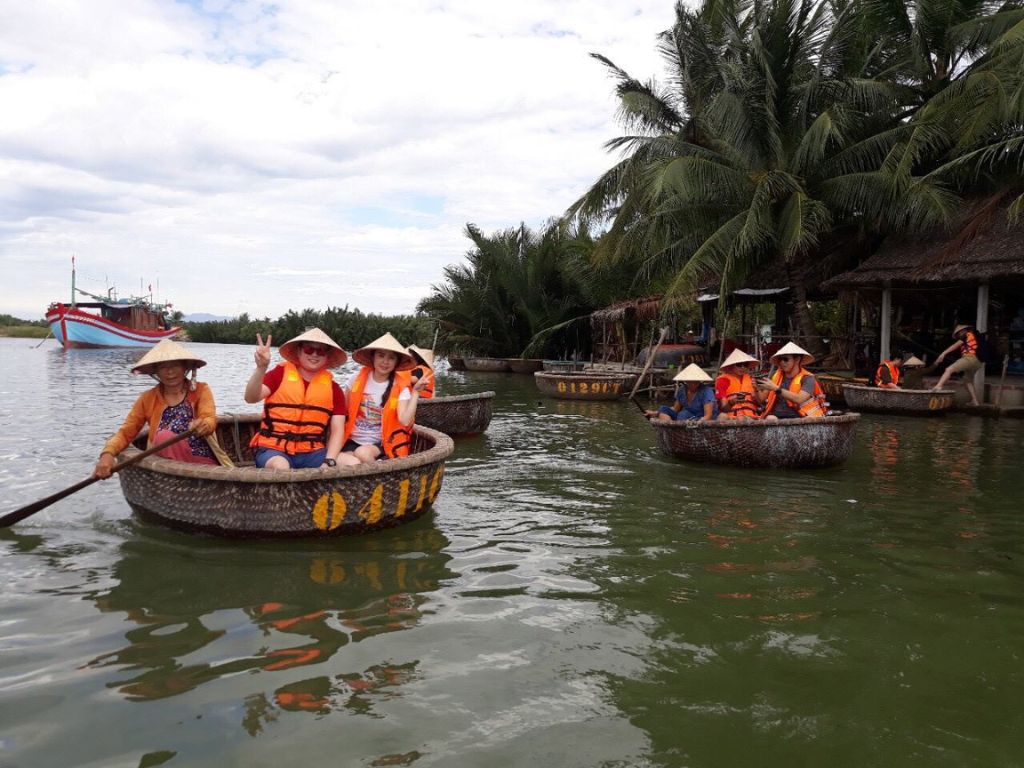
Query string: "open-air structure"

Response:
xmin=823 ymin=199 xmax=1024 ymax=402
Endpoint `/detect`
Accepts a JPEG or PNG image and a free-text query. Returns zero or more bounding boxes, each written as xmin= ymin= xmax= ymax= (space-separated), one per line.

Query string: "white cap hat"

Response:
xmin=720 ymin=348 xmax=759 ymax=369
xmin=131 ymin=339 xmax=206 ymax=375
xmin=770 ymin=341 xmax=814 ymax=366
xmin=672 ymin=363 xmax=713 ymax=382
xmin=353 ymin=332 xmax=416 ymax=371
xmin=279 ymin=327 xmax=348 ymax=369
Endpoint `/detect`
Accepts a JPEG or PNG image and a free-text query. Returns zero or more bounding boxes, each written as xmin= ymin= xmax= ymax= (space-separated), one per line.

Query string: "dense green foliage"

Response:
xmin=0 ymin=314 xmax=48 ymax=338
xmin=184 ymin=306 xmax=432 ymax=349
xmin=420 ymin=0 xmax=1024 ymax=358
xmin=417 ymin=221 xmax=642 ymax=357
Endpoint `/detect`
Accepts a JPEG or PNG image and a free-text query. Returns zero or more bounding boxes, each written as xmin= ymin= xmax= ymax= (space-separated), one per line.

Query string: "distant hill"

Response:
xmin=183 ymin=312 xmax=233 ymax=323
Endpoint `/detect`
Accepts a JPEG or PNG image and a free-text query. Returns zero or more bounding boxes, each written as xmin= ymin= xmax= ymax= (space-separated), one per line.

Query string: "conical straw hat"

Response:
xmin=353 ymin=332 xmax=416 ymax=371
xmin=720 ymin=348 xmax=759 ymax=369
xmin=673 ymin=363 xmax=713 ymax=382
xmin=770 ymin=341 xmax=815 ymax=366
xmin=902 ymin=355 xmax=925 ymax=367
xmin=279 ymin=327 xmax=348 ymax=369
xmin=132 ymin=339 xmax=206 ymax=375
xmin=408 ymin=345 xmax=435 ymax=369
xmin=952 ymin=324 xmax=971 ymax=338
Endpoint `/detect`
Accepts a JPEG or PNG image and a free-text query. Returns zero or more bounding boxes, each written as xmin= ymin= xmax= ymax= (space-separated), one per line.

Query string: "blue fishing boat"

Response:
xmin=45 ymin=260 xmax=180 ymax=349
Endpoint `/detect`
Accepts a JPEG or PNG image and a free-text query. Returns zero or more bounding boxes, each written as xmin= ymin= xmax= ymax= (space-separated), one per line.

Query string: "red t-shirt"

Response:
xmin=263 ymin=365 xmax=346 ymax=415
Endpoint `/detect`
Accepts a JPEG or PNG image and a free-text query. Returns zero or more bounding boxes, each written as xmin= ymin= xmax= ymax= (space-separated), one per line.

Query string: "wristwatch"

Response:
xmin=324 ymin=458 xmax=337 ymax=467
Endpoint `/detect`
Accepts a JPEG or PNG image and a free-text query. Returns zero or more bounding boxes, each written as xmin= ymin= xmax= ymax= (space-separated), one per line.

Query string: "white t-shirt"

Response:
xmin=345 ymin=371 xmax=410 ymax=445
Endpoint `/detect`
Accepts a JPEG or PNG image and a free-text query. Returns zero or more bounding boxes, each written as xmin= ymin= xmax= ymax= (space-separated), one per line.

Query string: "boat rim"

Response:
xmin=842 ymin=384 xmax=955 ymax=395
xmin=650 ymin=412 xmax=861 ymax=429
xmin=121 ymin=423 xmax=454 ymax=483
xmin=419 ymin=391 xmax=496 ymax=403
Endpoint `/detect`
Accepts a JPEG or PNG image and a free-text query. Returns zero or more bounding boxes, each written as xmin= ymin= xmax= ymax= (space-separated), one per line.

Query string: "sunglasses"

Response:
xmin=300 ymin=345 xmax=328 ymax=356
xmin=776 ymin=355 xmax=795 ymax=362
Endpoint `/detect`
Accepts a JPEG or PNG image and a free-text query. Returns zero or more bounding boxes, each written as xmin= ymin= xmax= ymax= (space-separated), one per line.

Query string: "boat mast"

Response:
xmin=71 ymin=255 xmax=76 ymax=308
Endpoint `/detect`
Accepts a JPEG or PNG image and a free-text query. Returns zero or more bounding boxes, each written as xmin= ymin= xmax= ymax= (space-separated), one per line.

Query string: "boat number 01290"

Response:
xmin=311 ymin=466 xmax=445 ymax=530
xmin=556 ymin=381 xmax=622 ymax=394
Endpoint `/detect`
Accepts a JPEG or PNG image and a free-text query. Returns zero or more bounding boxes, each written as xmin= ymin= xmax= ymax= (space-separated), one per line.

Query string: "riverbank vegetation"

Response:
xmin=183 ymin=306 xmax=431 ymax=349
xmin=0 ymin=314 xmax=48 ymax=338
xmin=420 ymin=0 xmax=1024 ymax=358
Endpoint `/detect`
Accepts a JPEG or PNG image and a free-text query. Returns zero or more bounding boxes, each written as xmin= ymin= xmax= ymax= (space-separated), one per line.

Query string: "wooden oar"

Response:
xmin=0 ymin=428 xmax=197 ymax=528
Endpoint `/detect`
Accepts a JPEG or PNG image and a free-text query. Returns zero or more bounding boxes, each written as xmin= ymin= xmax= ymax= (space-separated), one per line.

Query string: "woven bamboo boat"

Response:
xmin=652 ymin=413 xmax=860 ymax=468
xmin=116 ymin=413 xmax=454 ymax=538
xmin=542 ymin=360 xmax=586 ymax=372
xmin=534 ymin=370 xmax=638 ymax=400
xmin=818 ymin=374 xmax=869 ymax=406
xmin=463 ymin=357 xmax=510 ymax=372
xmin=842 ymin=385 xmax=955 ymax=415
xmin=415 ymin=391 xmax=495 ymax=435
xmin=507 ymin=358 xmax=544 ymax=374
xmin=448 ymin=356 xmax=467 ymax=371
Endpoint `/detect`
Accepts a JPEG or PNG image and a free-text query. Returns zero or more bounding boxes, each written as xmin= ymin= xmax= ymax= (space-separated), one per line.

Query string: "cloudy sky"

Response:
xmin=0 ymin=0 xmax=676 ymax=320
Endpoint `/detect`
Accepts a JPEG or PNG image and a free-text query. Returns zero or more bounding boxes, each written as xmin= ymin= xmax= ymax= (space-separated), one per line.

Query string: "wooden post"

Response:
xmin=975 ymin=282 xmax=989 ymax=401
xmin=880 ymin=281 xmax=892 ymax=362
xmin=630 ymin=326 xmax=669 ymax=401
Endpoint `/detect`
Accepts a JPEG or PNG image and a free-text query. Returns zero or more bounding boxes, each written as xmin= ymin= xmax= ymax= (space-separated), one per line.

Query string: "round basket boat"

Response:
xmin=635 ymin=343 xmax=708 ymax=369
xmin=464 ymin=357 xmax=510 ymax=372
xmin=448 ymin=356 xmax=467 ymax=371
xmin=534 ymin=370 xmax=638 ymax=400
xmin=842 ymin=385 xmax=955 ymax=415
xmin=817 ymin=374 xmax=868 ymax=406
xmin=652 ymin=413 xmax=860 ymax=468
xmin=415 ymin=391 xmax=495 ymax=435
xmin=116 ymin=414 xmax=455 ymax=538
xmin=542 ymin=360 xmax=586 ymax=373
xmin=507 ymin=358 xmax=544 ymax=374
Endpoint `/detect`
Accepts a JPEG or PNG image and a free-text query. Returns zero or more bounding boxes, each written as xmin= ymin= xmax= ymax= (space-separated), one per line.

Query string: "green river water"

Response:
xmin=0 ymin=337 xmax=1022 ymax=767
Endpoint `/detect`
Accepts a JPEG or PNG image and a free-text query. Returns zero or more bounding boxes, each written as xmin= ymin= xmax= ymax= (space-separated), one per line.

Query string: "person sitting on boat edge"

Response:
xmin=874 ymin=353 xmax=904 ymax=389
xmin=754 ymin=342 xmax=828 ymax=420
xmin=94 ymin=339 xmax=231 ymax=478
xmin=645 ymin=363 xmax=718 ymax=422
xmin=407 ymin=344 xmax=436 ymax=399
xmin=932 ymin=324 xmax=982 ymax=405
xmin=715 ymin=348 xmax=761 ymax=421
xmin=339 ymin=332 xmax=431 ymax=464
xmin=245 ymin=328 xmax=348 ymax=470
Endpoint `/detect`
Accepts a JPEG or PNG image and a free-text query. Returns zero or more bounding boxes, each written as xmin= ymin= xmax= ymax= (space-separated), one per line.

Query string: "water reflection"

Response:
xmin=77 ymin=520 xmax=453 ymax=723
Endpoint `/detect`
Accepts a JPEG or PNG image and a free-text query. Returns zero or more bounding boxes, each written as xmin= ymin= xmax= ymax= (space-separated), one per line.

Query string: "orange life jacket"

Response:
xmin=761 ymin=369 xmax=828 ymax=418
xmin=411 ymin=367 xmax=434 ymax=399
xmin=875 ymin=361 xmax=900 ymax=388
xmin=344 ymin=367 xmax=413 ymax=459
xmin=717 ymin=371 xmax=758 ymax=417
xmin=251 ymin=363 xmax=334 ymax=454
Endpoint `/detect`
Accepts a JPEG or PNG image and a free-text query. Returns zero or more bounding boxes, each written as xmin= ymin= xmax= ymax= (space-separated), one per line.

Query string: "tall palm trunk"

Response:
xmin=785 ymin=263 xmax=824 ymax=356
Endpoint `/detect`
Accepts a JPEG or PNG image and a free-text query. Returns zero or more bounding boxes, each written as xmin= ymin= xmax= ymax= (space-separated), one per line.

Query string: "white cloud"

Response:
xmin=0 ymin=0 xmax=676 ymax=319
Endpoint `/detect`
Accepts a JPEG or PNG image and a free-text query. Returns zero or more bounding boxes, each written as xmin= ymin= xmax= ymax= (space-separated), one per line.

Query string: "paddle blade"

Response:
xmin=0 ymin=476 xmax=99 ymax=528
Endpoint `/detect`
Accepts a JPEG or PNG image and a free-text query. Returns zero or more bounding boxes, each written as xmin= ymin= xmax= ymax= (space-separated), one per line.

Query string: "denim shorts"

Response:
xmin=254 ymin=447 xmax=326 ymax=469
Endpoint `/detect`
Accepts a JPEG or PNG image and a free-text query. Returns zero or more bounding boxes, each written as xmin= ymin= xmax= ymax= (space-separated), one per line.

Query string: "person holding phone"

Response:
xmin=754 ymin=342 xmax=828 ymax=419
xmin=715 ymin=348 xmax=761 ymax=420
xmin=407 ymin=345 xmax=436 ymax=399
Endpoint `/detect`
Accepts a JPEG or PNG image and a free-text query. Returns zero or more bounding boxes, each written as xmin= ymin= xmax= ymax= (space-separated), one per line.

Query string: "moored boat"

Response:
xmin=46 ymin=302 xmax=180 ymax=349
xmin=818 ymin=373 xmax=869 ymax=406
xmin=448 ymin=356 xmax=467 ymax=371
xmin=507 ymin=358 xmax=544 ymax=374
xmin=415 ymin=391 xmax=495 ymax=435
xmin=534 ymin=370 xmax=638 ymax=400
xmin=117 ymin=414 xmax=454 ymax=537
xmin=542 ymin=360 xmax=586 ymax=372
xmin=463 ymin=357 xmax=511 ymax=372
xmin=46 ymin=260 xmax=180 ymax=349
xmin=652 ymin=413 xmax=860 ymax=468
xmin=842 ymin=385 xmax=955 ymax=415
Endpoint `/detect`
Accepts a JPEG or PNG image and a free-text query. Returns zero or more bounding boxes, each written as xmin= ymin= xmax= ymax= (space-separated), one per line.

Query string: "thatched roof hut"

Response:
xmin=590 ymin=296 xmax=662 ymax=325
xmin=823 ymin=201 xmax=1024 ymax=292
